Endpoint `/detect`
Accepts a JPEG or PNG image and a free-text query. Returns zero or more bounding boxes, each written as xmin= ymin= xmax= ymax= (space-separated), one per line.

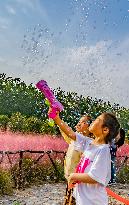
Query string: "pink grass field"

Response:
xmin=0 ymin=131 xmax=68 ymax=169
xmin=0 ymin=131 xmax=128 ymax=169
xmin=116 ymin=144 xmax=129 ymax=157
xmin=0 ymin=131 xmax=128 ymax=155
xmin=0 ymin=131 xmax=68 ymax=151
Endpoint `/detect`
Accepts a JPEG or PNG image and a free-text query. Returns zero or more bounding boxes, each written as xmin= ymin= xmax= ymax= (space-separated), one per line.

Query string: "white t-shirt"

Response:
xmin=73 ymin=133 xmax=111 ymax=205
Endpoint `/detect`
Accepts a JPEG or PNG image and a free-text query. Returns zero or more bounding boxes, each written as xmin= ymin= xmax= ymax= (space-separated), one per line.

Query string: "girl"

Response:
xmin=60 ymin=115 xmax=92 ymax=180
xmin=60 ymin=115 xmax=92 ymax=205
xmin=50 ymin=111 xmax=120 ymax=205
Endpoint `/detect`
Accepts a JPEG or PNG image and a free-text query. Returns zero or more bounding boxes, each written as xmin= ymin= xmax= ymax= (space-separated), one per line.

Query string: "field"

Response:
xmin=0 ymin=130 xmax=128 ymax=169
xmin=0 ymin=131 xmax=68 ymax=170
xmin=0 ymin=131 xmax=129 ymax=204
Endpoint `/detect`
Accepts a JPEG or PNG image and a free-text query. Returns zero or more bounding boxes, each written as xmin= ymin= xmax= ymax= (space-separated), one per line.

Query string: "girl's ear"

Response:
xmin=103 ymin=127 xmax=109 ymax=135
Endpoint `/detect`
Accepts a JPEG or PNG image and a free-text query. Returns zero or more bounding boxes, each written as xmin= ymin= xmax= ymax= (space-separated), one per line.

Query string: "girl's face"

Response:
xmin=75 ymin=116 xmax=91 ymax=134
xmin=89 ymin=114 xmax=109 ymax=139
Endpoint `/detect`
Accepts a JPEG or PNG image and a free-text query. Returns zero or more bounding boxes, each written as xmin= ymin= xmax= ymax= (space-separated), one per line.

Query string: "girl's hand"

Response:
xmin=48 ymin=107 xmax=54 ymax=115
xmin=48 ymin=107 xmax=59 ymax=118
xmin=68 ymin=173 xmax=77 ymax=189
xmin=48 ymin=107 xmax=52 ymax=115
xmin=68 ymin=173 xmax=75 ymax=184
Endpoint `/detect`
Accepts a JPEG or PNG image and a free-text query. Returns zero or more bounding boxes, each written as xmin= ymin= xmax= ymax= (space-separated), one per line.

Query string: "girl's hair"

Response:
xmin=102 ymin=112 xmax=120 ymax=143
xmin=115 ymin=128 xmax=125 ymax=148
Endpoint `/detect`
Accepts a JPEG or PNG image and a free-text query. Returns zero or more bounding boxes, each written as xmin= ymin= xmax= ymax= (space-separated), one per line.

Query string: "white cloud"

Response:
xmin=0 ymin=37 xmax=129 ymax=108
xmin=0 ymin=17 xmax=10 ymax=27
xmin=0 ymin=57 xmax=5 ymax=62
xmin=21 ymin=38 xmax=129 ymax=107
xmin=6 ymin=5 xmax=16 ymax=15
xmin=14 ymin=0 xmax=35 ymax=9
xmin=0 ymin=17 xmax=7 ymax=23
xmin=14 ymin=0 xmax=48 ymax=19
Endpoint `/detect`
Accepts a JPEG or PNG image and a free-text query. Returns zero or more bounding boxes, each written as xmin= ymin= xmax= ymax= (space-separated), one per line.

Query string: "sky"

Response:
xmin=0 ymin=0 xmax=129 ymax=108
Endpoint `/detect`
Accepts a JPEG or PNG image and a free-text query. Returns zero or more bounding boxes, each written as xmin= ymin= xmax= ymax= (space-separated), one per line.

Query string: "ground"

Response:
xmin=0 ymin=183 xmax=129 ymax=205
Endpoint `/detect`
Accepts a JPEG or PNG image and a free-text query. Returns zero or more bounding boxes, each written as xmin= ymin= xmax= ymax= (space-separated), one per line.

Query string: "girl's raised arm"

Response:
xmin=54 ymin=114 xmax=76 ymax=141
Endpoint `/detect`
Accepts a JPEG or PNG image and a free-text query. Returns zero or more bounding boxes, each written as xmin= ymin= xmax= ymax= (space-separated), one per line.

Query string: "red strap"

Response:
xmin=106 ymin=187 xmax=129 ymax=205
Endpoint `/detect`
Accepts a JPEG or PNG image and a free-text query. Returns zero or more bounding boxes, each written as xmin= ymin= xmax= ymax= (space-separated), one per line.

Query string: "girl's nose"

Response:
xmin=77 ymin=124 xmax=81 ymax=127
xmin=75 ymin=124 xmax=80 ymax=129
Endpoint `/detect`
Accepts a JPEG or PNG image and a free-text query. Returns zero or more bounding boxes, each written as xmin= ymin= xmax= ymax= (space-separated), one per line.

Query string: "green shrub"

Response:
xmin=11 ymin=157 xmax=65 ymax=188
xmin=29 ymin=161 xmax=65 ymax=183
xmin=8 ymin=112 xmax=26 ymax=132
xmin=55 ymin=159 xmax=65 ymax=181
xmin=33 ymin=159 xmax=65 ymax=182
xmin=11 ymin=157 xmax=34 ymax=188
xmin=116 ymin=165 xmax=129 ymax=183
xmin=7 ymin=112 xmax=58 ymax=134
xmin=1 ymin=73 xmax=129 ymax=134
xmin=40 ymin=120 xmax=58 ymax=135
xmin=12 ymin=202 xmax=21 ymax=205
xmin=22 ymin=116 xmax=42 ymax=133
xmin=0 ymin=169 xmax=14 ymax=195
xmin=0 ymin=115 xmax=9 ymax=130
xmin=126 ymin=131 xmax=129 ymax=141
xmin=125 ymin=135 xmax=129 ymax=143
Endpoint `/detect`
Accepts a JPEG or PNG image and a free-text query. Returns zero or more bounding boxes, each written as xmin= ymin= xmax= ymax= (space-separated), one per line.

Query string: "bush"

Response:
xmin=11 ymin=156 xmax=65 ymax=188
xmin=1 ymin=73 xmax=129 ymax=134
xmin=40 ymin=120 xmax=58 ymax=135
xmin=126 ymin=130 xmax=129 ymax=142
xmin=7 ymin=112 xmax=58 ymax=134
xmin=0 ymin=169 xmax=14 ymax=195
xmin=11 ymin=157 xmax=34 ymax=187
xmin=55 ymin=159 xmax=65 ymax=181
xmin=0 ymin=115 xmax=9 ymax=131
xmin=23 ymin=116 xmax=42 ymax=133
xmin=116 ymin=165 xmax=129 ymax=184
xmin=8 ymin=112 xmax=26 ymax=132
xmin=12 ymin=202 xmax=21 ymax=205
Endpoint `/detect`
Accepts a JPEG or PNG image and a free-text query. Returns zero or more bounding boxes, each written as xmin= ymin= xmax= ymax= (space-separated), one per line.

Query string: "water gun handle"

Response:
xmin=36 ymin=80 xmax=64 ymax=119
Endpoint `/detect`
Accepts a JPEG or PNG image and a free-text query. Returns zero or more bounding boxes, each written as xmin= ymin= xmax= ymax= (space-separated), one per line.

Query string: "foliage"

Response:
xmin=22 ymin=116 xmax=42 ymax=133
xmin=8 ymin=112 xmax=26 ymax=132
xmin=0 ymin=169 xmax=14 ymax=195
xmin=11 ymin=157 xmax=65 ymax=188
xmin=12 ymin=202 xmax=21 ymax=205
xmin=126 ymin=131 xmax=129 ymax=141
xmin=0 ymin=73 xmax=129 ymax=134
xmin=0 ymin=73 xmax=45 ymax=119
xmin=40 ymin=119 xmax=58 ymax=134
xmin=116 ymin=165 xmax=129 ymax=184
xmin=0 ymin=155 xmax=65 ymax=194
xmin=0 ymin=115 xmax=9 ymax=130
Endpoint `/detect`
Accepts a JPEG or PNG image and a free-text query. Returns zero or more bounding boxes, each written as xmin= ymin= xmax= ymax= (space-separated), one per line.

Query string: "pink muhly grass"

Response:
xmin=116 ymin=144 xmax=129 ymax=157
xmin=116 ymin=144 xmax=129 ymax=167
xmin=0 ymin=131 xmax=68 ymax=151
xmin=0 ymin=131 xmax=68 ymax=169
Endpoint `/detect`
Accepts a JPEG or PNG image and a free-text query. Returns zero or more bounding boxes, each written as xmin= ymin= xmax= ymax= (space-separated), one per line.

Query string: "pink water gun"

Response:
xmin=36 ymin=80 xmax=64 ymax=119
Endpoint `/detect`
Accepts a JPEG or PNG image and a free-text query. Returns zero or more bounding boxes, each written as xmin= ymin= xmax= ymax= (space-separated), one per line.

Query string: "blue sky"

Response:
xmin=0 ymin=0 xmax=129 ymax=107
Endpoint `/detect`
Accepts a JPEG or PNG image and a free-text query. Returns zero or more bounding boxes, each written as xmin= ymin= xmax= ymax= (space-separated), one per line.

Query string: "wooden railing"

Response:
xmin=0 ymin=150 xmax=66 ymax=188
xmin=0 ymin=150 xmax=128 ymax=189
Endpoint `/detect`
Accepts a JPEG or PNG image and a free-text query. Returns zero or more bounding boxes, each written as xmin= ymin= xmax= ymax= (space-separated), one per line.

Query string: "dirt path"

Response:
xmin=0 ymin=183 xmax=129 ymax=205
